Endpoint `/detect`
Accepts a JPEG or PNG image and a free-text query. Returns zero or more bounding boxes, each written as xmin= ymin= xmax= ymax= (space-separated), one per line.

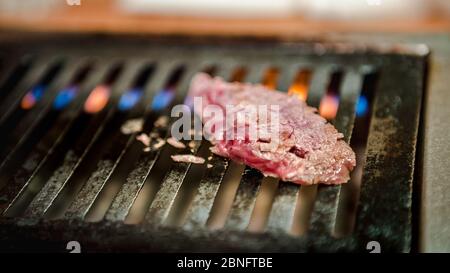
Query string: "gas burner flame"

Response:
xmin=53 ymin=85 xmax=78 ymax=110
xmin=84 ymin=84 xmax=110 ymax=114
xmin=118 ymin=88 xmax=143 ymax=111
xmin=319 ymin=94 xmax=339 ymax=120
xmin=151 ymin=89 xmax=175 ymax=111
xmin=20 ymin=85 xmax=45 ymax=110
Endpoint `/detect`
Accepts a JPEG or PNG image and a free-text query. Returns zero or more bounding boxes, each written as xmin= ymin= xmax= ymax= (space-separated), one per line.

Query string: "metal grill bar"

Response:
xmin=184 ymin=154 xmax=229 ymax=230
xmin=354 ymin=57 xmax=425 ymax=252
xmin=266 ymin=183 xmax=299 ymax=233
xmin=214 ymin=62 xmax=236 ymax=80
xmin=309 ymin=69 xmax=363 ymax=235
xmin=225 ymin=168 xmax=264 ymax=230
xmin=247 ymin=64 xmax=270 ymax=85
xmin=0 ymin=55 xmax=33 ymax=103
xmin=275 ymin=63 xmax=300 ymax=92
xmin=306 ymin=66 xmax=333 ymax=108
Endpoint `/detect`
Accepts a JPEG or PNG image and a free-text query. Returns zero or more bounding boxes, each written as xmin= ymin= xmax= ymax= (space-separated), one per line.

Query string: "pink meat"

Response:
xmin=188 ymin=73 xmax=356 ymax=185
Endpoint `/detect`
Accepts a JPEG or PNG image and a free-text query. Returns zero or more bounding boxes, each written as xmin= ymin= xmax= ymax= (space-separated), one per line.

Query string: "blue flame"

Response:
xmin=118 ymin=88 xmax=143 ymax=111
xmin=356 ymin=95 xmax=368 ymax=117
xmin=53 ymin=86 xmax=78 ymax=110
xmin=31 ymin=85 xmax=45 ymax=100
xmin=21 ymin=85 xmax=46 ymax=109
xmin=151 ymin=89 xmax=175 ymax=111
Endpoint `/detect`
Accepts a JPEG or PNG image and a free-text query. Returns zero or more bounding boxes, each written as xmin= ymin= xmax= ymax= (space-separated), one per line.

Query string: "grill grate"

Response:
xmin=0 ymin=34 xmax=428 ymax=252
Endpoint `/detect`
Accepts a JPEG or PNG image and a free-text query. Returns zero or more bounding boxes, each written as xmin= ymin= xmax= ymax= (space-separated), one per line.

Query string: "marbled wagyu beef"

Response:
xmin=188 ymin=73 xmax=355 ymax=185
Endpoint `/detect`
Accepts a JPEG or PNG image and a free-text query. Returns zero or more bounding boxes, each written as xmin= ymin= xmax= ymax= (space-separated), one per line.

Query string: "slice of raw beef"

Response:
xmin=187 ymin=73 xmax=355 ymax=185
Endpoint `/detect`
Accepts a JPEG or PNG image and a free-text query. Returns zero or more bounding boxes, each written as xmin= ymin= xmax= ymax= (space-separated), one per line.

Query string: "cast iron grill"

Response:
xmin=0 ymin=34 xmax=428 ymax=252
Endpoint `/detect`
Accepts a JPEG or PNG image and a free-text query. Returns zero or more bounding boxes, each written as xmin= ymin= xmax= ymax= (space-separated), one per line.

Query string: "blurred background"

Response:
xmin=0 ymin=0 xmax=449 ymax=35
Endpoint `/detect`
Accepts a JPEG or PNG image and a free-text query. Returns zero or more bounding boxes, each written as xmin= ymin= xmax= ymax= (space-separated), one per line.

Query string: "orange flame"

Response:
xmin=319 ymin=95 xmax=339 ymax=120
xmin=262 ymin=68 xmax=279 ymax=90
xmin=20 ymin=92 xmax=37 ymax=110
xmin=288 ymin=83 xmax=308 ymax=101
xmin=288 ymin=70 xmax=311 ymax=101
xmin=84 ymin=85 xmax=110 ymax=114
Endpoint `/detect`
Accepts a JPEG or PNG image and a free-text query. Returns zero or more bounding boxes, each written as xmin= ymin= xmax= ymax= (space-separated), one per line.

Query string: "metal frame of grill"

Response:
xmin=0 ymin=34 xmax=428 ymax=252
